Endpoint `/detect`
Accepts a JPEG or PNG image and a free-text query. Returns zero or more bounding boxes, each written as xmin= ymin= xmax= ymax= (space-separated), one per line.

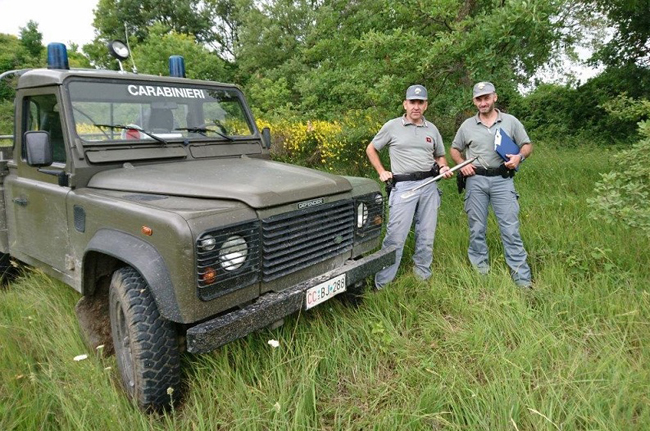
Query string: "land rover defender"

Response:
xmin=0 ymin=41 xmax=394 ymax=410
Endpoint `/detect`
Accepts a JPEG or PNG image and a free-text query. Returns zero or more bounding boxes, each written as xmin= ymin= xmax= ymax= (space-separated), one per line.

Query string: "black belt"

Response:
xmin=474 ymin=165 xmax=515 ymax=178
xmin=392 ymin=169 xmax=437 ymax=183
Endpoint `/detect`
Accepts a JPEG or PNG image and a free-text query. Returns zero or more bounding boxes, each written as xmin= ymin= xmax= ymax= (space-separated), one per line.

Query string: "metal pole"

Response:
xmin=400 ymin=157 xmax=478 ymax=199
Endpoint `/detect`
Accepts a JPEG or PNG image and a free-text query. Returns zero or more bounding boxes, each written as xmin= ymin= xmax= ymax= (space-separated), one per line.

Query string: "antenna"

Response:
xmin=124 ymin=23 xmax=138 ymax=74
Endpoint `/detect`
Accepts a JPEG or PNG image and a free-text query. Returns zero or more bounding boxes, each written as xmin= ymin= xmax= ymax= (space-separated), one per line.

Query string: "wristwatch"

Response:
xmin=519 ymin=154 xmax=525 ymax=163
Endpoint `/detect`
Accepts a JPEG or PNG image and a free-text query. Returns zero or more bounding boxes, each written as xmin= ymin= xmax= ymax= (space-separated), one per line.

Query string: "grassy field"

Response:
xmin=1 ymin=144 xmax=648 ymax=430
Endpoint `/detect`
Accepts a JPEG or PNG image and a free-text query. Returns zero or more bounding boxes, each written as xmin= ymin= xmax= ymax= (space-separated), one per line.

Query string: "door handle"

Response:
xmin=13 ymin=197 xmax=28 ymax=207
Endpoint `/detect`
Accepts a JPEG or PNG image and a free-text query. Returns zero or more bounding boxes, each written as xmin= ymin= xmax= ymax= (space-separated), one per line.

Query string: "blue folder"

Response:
xmin=494 ymin=128 xmax=521 ymax=170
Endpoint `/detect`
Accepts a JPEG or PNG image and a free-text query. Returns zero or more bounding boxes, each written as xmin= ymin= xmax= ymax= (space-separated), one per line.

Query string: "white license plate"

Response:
xmin=305 ymin=273 xmax=346 ymax=310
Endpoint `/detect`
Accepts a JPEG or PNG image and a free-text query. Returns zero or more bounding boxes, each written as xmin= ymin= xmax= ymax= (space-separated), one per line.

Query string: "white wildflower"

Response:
xmin=267 ymin=339 xmax=280 ymax=348
xmin=73 ymin=354 xmax=88 ymax=362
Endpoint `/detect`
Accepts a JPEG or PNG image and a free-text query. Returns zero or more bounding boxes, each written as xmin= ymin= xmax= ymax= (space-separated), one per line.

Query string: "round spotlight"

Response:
xmin=108 ymin=40 xmax=130 ymax=61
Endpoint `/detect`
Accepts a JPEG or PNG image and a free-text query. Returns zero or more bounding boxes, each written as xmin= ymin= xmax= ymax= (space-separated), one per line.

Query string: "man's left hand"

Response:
xmin=505 ymin=154 xmax=523 ymax=170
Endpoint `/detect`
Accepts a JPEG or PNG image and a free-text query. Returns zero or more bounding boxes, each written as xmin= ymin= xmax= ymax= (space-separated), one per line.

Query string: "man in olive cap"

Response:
xmin=366 ymin=84 xmax=453 ymax=289
xmin=450 ymin=81 xmax=533 ymax=288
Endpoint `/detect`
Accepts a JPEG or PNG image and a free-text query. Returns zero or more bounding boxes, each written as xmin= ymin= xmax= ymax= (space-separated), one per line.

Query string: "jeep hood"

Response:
xmin=87 ymin=158 xmax=352 ymax=208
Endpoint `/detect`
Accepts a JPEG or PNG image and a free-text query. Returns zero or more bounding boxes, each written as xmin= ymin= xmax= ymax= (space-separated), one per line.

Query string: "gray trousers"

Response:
xmin=463 ymin=175 xmax=531 ymax=285
xmin=375 ymin=179 xmax=441 ymax=289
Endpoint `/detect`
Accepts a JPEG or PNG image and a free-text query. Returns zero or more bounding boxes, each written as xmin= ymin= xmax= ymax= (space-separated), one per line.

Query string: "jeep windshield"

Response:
xmin=67 ymin=79 xmax=254 ymax=145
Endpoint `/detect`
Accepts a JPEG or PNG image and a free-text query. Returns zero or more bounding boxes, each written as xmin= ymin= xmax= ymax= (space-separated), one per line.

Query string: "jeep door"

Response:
xmin=5 ymin=91 xmax=71 ymax=275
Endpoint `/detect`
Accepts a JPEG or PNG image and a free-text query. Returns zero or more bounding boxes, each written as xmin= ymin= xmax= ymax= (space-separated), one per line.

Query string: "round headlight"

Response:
xmin=374 ymin=193 xmax=383 ymax=205
xmin=357 ymin=202 xmax=369 ymax=228
xmin=199 ymin=236 xmax=217 ymax=252
xmin=219 ymin=236 xmax=248 ymax=271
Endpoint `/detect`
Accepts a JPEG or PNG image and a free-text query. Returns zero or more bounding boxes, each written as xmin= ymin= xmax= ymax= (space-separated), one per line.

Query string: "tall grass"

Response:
xmin=1 ymin=144 xmax=648 ymax=430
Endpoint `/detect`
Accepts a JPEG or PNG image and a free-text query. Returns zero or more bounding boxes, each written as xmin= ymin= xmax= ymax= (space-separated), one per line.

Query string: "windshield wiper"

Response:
xmin=95 ymin=124 xmax=168 ymax=146
xmin=175 ymin=127 xmax=234 ymax=141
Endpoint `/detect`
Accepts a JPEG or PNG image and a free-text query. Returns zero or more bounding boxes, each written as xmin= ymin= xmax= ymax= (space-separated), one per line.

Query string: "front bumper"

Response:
xmin=186 ymin=246 xmax=396 ymax=354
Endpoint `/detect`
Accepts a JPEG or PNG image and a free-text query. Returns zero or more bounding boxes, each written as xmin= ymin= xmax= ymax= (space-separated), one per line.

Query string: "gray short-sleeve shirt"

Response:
xmin=372 ymin=116 xmax=446 ymax=174
xmin=451 ymin=110 xmax=530 ymax=168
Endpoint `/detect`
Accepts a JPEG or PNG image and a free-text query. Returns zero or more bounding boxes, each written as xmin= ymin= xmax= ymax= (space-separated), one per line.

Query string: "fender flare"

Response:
xmin=83 ymin=229 xmax=183 ymax=322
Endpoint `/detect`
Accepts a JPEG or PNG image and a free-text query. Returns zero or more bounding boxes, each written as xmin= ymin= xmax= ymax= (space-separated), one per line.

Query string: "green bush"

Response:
xmin=510 ymin=66 xmax=650 ymax=146
xmin=588 ymin=119 xmax=650 ymax=235
xmin=0 ymin=100 xmax=13 ymax=139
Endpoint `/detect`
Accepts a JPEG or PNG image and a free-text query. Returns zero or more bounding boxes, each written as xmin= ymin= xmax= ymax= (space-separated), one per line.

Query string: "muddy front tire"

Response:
xmin=109 ymin=267 xmax=181 ymax=411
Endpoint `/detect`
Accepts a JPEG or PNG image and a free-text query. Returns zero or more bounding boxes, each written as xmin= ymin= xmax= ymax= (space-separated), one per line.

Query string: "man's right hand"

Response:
xmin=379 ymin=171 xmax=393 ymax=182
xmin=459 ymin=163 xmax=476 ymax=177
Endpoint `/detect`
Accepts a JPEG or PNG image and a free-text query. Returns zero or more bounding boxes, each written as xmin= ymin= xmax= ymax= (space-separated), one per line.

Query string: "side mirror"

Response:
xmin=261 ymin=127 xmax=272 ymax=149
xmin=25 ymin=131 xmax=53 ymax=167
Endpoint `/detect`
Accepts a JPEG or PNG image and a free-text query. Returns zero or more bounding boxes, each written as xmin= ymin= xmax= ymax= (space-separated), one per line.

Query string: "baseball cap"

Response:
xmin=473 ymin=81 xmax=496 ymax=98
xmin=405 ymin=85 xmax=428 ymax=100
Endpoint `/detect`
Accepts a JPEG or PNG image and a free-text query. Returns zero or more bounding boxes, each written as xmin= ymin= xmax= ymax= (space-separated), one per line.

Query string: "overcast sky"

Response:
xmin=0 ymin=0 xmax=98 ymax=46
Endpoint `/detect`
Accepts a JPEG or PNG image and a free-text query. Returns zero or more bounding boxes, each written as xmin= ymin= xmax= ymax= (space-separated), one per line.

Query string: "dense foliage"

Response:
xmin=587 ymin=0 xmax=650 ymax=68
xmin=2 ymin=1 xmax=649 ymax=130
xmin=86 ymin=0 xmax=579 ymax=123
xmin=509 ymin=65 xmax=650 ymax=145
xmin=0 ymin=32 xmax=41 ymax=134
xmin=588 ymin=96 xmax=650 ymax=234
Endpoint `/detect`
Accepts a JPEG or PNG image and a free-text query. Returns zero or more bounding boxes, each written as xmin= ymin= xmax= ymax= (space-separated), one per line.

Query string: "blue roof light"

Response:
xmin=47 ymin=43 xmax=70 ymax=70
xmin=169 ymin=56 xmax=186 ymax=78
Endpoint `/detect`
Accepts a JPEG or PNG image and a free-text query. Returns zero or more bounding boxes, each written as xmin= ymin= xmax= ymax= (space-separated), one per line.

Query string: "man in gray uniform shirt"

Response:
xmin=366 ymin=84 xmax=452 ymax=289
xmin=450 ymin=81 xmax=533 ymax=288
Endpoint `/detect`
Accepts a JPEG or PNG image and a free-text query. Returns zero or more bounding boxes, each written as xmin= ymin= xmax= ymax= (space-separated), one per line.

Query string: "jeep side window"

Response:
xmin=25 ymin=94 xmax=66 ymax=164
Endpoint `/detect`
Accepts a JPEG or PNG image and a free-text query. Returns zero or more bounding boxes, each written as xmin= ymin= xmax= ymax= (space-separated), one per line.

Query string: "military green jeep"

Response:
xmin=0 ymin=42 xmax=394 ymax=410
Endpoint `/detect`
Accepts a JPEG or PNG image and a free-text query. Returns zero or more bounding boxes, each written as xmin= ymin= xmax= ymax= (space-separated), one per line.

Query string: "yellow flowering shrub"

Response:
xmin=257 ymin=113 xmax=384 ymax=175
xmin=76 ymin=123 xmax=102 ymax=134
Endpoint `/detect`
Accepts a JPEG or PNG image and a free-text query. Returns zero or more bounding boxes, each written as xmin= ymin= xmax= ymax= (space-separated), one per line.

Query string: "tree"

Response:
xmin=235 ymin=0 xmax=580 ymax=129
xmin=19 ymin=21 xmax=43 ymax=59
xmin=204 ymin=0 xmax=253 ymax=59
xmin=82 ymin=0 xmax=596 ymax=131
xmin=66 ymin=44 xmax=93 ymax=69
xmin=0 ymin=33 xmax=41 ymax=102
xmin=588 ymin=0 xmax=650 ymax=68
xmin=87 ymin=0 xmax=246 ymax=68
xmin=1 ymin=34 xmax=31 ymax=133
xmin=128 ymin=24 xmax=231 ymax=82
xmin=92 ymin=0 xmax=219 ymax=47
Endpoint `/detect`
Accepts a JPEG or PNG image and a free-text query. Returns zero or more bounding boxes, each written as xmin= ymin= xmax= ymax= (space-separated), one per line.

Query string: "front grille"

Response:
xmin=195 ymin=196 xmax=387 ymax=300
xmin=261 ymin=200 xmax=354 ymax=281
